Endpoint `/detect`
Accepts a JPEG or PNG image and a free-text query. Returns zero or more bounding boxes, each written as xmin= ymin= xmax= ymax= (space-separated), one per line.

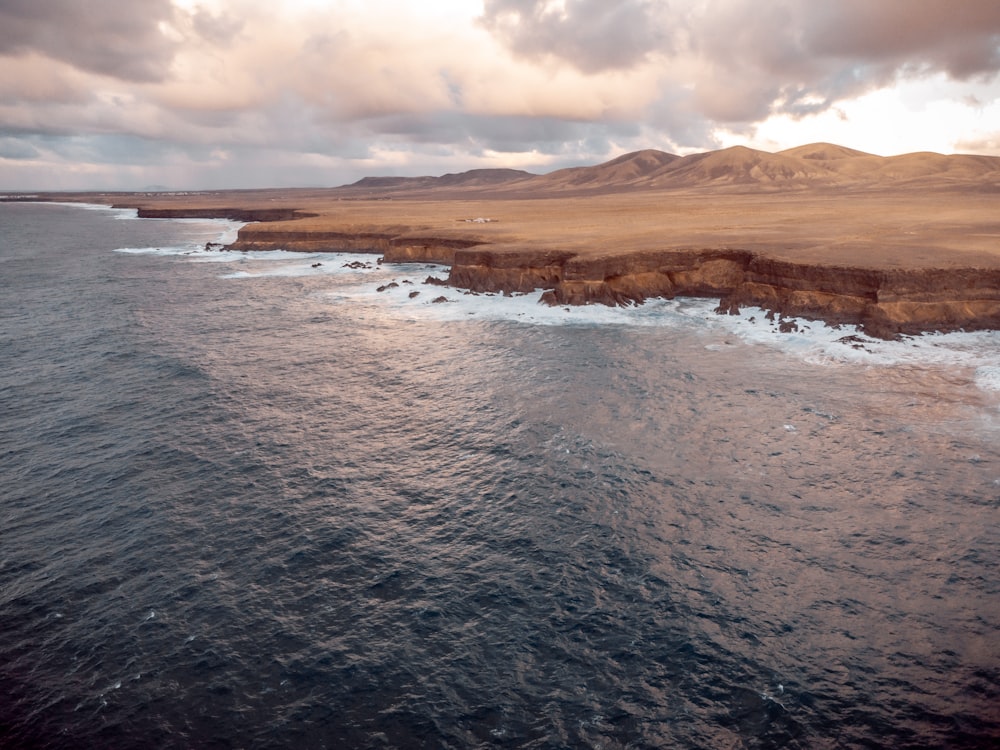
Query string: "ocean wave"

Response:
xmin=170 ymin=217 xmax=243 ymax=245
xmin=112 ymin=219 xmax=243 ymax=257
xmin=337 ymin=268 xmax=995 ymax=345
xmin=115 ymin=245 xmax=204 ymax=256
xmin=323 ymin=269 xmax=1000 ymax=398
xmin=216 ymin=251 xmax=384 ymax=275
xmin=42 ymin=201 xmax=138 ymax=219
xmin=126 ymin=241 xmax=1000 ymax=399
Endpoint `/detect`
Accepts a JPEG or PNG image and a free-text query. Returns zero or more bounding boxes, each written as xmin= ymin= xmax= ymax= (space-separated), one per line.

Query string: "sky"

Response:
xmin=2 ymin=0 xmax=1000 ymax=191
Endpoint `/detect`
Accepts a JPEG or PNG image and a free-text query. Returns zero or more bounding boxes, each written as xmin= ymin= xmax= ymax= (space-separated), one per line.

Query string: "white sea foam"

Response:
xmin=115 ymin=245 xmax=202 ymax=256
xmin=320 ymin=266 xmax=1000 ymax=398
xmin=330 ymin=265 xmax=714 ymax=329
xmin=124 ymin=240 xmax=1000 ymax=400
xmin=343 ymin=268 xmax=996 ymax=351
xmin=112 ymin=218 xmax=244 ymax=257
xmin=976 ymin=366 xmax=1000 ymax=393
xmin=178 ymin=218 xmax=243 ymax=246
xmin=41 ymin=201 xmax=138 ymax=220
xmin=701 ymin=303 xmax=1000 ymax=371
xmin=217 ymin=251 xmax=384 ymax=275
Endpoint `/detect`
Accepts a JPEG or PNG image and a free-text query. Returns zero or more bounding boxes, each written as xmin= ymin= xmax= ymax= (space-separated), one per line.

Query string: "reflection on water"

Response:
xmin=1 ymin=202 xmax=998 ymax=749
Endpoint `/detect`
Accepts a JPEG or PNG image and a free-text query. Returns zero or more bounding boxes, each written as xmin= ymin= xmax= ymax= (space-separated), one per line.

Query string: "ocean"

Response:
xmin=1 ymin=201 xmax=998 ymax=749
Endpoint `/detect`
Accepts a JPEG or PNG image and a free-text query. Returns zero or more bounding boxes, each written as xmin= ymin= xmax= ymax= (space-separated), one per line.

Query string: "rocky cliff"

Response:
xmin=129 ymin=207 xmax=315 ymax=222
xmin=229 ymin=224 xmax=480 ymax=263
xmin=229 ymin=220 xmax=1000 ymax=338
xmin=445 ymin=246 xmax=1000 ymax=338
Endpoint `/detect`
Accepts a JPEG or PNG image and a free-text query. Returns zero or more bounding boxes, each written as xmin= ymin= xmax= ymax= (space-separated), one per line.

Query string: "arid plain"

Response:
xmin=33 ymin=143 xmax=1000 ymax=338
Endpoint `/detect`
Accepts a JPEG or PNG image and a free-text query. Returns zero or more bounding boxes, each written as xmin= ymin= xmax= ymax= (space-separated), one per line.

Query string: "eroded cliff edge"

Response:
xmin=447 ymin=246 xmax=1000 ymax=339
xmin=229 ymin=222 xmax=1000 ymax=339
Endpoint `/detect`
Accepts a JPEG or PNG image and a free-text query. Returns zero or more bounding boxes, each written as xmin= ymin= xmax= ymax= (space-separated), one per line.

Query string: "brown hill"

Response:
xmin=349 ymin=175 xmax=429 ymax=190
xmin=780 ymin=143 xmax=1000 ymax=186
xmin=640 ymin=145 xmax=838 ymax=188
xmin=779 ymin=142 xmax=877 ymax=160
xmin=528 ymin=149 xmax=679 ymax=190
xmin=434 ymin=168 xmax=536 ymax=188
xmin=774 ymin=142 xmax=884 ymax=180
xmin=341 ymin=143 xmax=1000 ymax=195
xmin=872 ymin=152 xmax=1000 ymax=184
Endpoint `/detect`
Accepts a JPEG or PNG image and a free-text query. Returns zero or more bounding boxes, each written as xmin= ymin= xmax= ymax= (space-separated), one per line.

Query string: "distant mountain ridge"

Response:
xmin=529 ymin=149 xmax=680 ymax=190
xmin=349 ymin=168 xmax=534 ymax=191
xmin=343 ymin=143 xmax=1000 ymax=194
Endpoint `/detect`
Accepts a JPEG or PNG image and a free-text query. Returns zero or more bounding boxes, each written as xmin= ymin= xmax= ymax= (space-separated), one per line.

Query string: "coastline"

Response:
xmin=7 ymin=179 xmax=1000 ymax=339
xmin=145 ymin=199 xmax=1000 ymax=340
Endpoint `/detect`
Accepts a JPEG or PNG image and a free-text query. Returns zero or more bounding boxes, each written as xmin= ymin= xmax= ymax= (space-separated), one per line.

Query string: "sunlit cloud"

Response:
xmin=1 ymin=0 xmax=998 ymax=189
xmin=722 ymin=74 xmax=1000 ymax=157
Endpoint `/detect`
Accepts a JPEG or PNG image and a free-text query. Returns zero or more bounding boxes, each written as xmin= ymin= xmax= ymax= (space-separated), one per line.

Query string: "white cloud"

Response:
xmin=2 ymin=0 xmax=999 ymax=189
xmin=728 ymin=74 xmax=1000 ymax=156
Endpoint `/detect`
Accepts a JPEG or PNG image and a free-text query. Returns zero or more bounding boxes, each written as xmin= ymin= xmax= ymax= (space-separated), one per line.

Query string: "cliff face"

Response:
xmin=446 ymin=247 xmax=1000 ymax=338
xmin=229 ymin=225 xmax=478 ymax=264
xmin=724 ymin=259 xmax=1000 ymax=337
xmin=130 ymin=207 xmax=314 ymax=222
xmin=230 ymin=230 xmax=396 ymax=254
xmin=446 ymin=248 xmax=576 ymax=294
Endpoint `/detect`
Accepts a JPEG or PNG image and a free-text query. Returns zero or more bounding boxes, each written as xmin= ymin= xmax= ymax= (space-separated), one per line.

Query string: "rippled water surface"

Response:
xmin=1 ymin=202 xmax=999 ymax=748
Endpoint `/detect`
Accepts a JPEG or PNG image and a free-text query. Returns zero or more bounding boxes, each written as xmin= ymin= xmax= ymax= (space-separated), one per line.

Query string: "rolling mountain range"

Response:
xmin=343 ymin=143 xmax=1000 ymax=195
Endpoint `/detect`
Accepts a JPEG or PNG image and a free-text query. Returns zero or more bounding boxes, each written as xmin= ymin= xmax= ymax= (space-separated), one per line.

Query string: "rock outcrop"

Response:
xmin=447 ymin=246 xmax=1000 ymax=339
xmin=228 ymin=225 xmax=479 ymax=264
xmin=128 ymin=207 xmax=315 ymax=222
xmin=221 ymin=221 xmax=1000 ymax=338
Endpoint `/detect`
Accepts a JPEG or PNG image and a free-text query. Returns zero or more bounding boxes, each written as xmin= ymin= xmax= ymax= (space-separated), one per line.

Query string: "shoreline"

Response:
xmin=225 ymin=214 xmax=1000 ymax=340
xmin=7 ymin=188 xmax=1000 ymax=339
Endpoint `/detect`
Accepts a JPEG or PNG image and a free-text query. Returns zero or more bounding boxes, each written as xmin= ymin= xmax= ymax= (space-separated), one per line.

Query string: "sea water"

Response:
xmin=1 ymin=201 xmax=998 ymax=748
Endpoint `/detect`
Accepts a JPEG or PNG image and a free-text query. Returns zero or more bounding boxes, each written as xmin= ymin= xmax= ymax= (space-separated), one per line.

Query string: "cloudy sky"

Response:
xmin=2 ymin=0 xmax=1000 ymax=190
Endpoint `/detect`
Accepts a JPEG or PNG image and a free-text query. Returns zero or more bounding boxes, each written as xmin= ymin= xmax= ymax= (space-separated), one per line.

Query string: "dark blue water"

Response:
xmin=1 ymin=202 xmax=999 ymax=748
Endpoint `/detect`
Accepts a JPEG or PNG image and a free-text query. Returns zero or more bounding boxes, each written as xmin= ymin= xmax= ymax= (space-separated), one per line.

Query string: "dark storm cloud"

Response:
xmin=803 ymin=1 xmax=1000 ymax=79
xmin=696 ymin=1 xmax=1000 ymax=106
xmin=0 ymin=0 xmax=179 ymax=81
xmin=679 ymin=2 xmax=884 ymax=123
xmin=4 ymin=1 xmax=998 ymax=190
xmin=697 ymin=0 xmax=1000 ymax=121
xmin=479 ymin=0 xmax=669 ymax=73
xmin=481 ymin=0 xmax=1000 ymax=124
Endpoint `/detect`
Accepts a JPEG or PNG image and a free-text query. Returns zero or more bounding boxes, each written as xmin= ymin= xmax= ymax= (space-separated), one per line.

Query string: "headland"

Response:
xmin=11 ymin=143 xmax=1000 ymax=338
